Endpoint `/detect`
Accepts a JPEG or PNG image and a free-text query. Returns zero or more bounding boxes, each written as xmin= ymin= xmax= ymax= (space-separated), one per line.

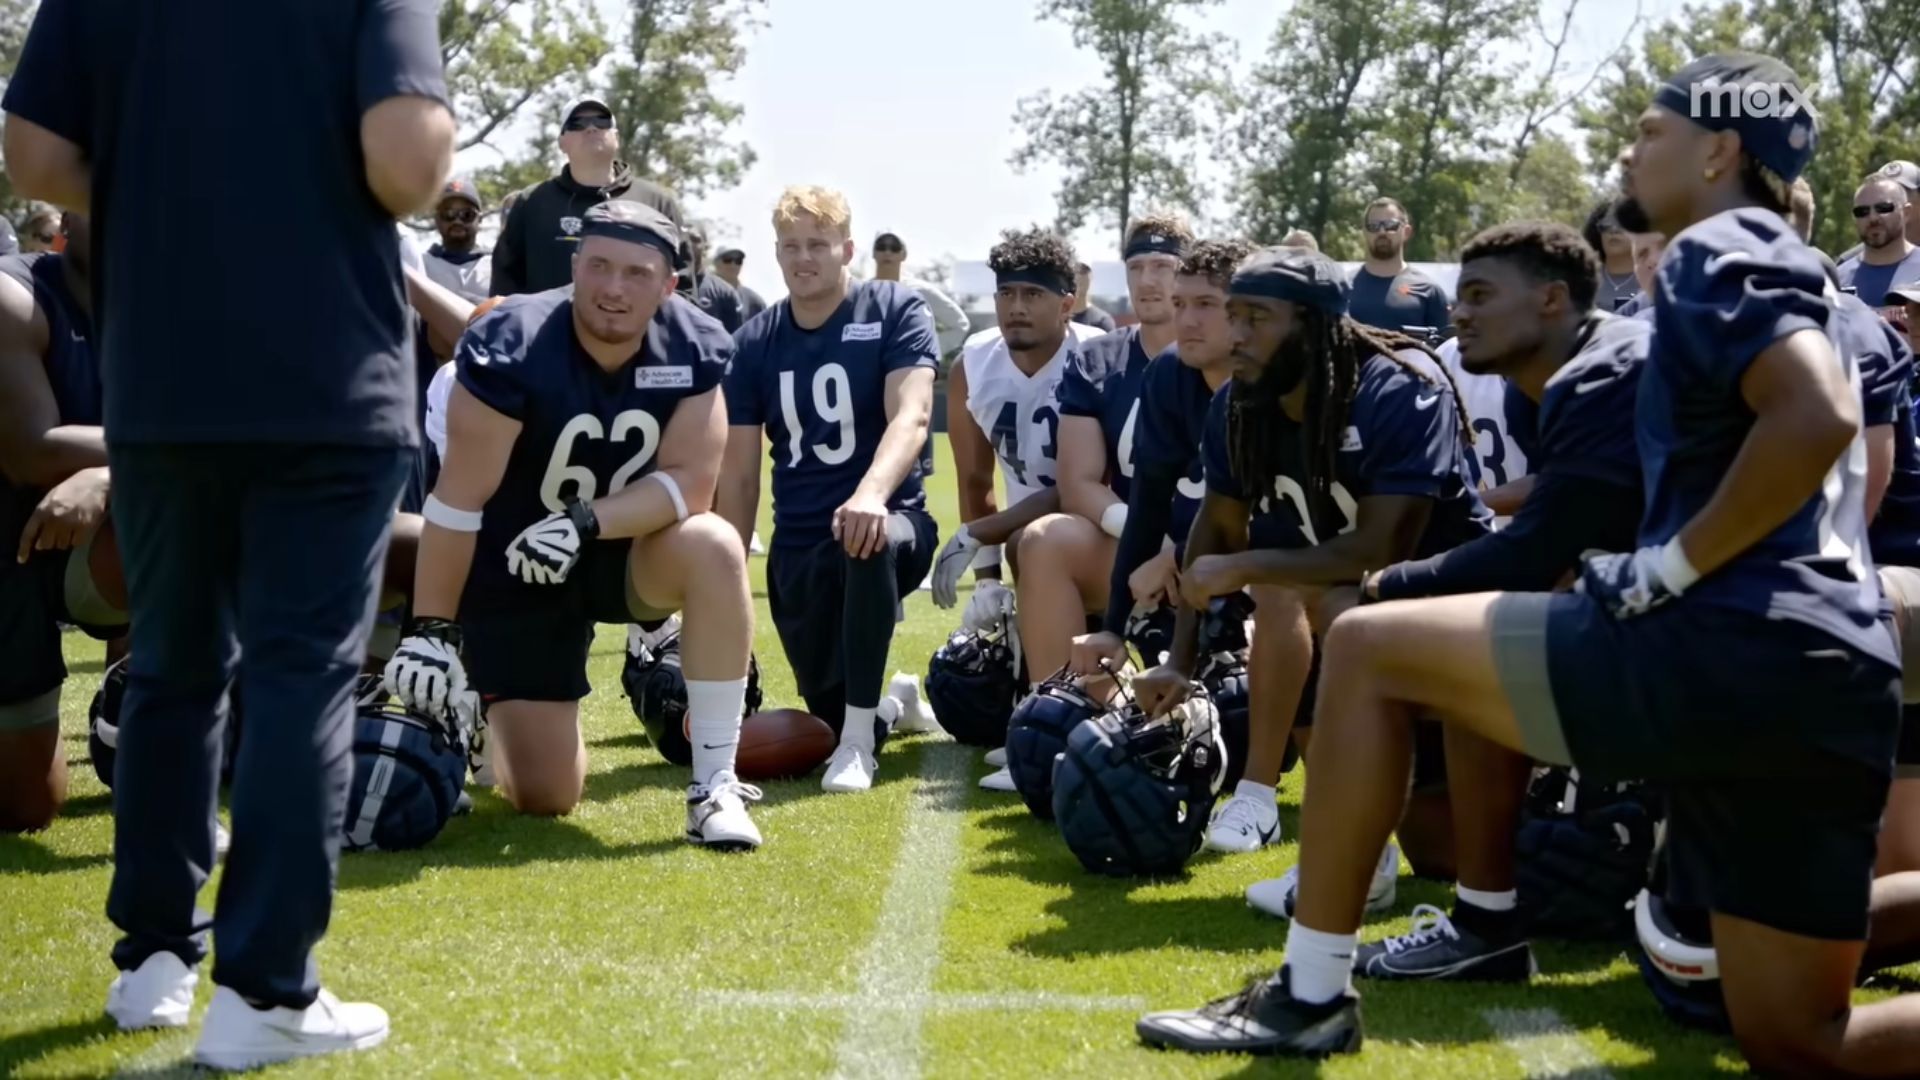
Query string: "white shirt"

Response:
xmin=1433 ymin=337 xmax=1531 ymax=497
xmin=424 ymin=361 xmax=455 ymax=461
xmin=960 ymin=325 xmax=1106 ymax=504
xmin=423 ymin=247 xmax=493 ymax=303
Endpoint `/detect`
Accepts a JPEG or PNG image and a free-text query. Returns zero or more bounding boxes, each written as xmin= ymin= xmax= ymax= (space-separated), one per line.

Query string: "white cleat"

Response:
xmin=887 ymin=673 xmax=941 ymax=734
xmin=1247 ymin=842 xmax=1400 ymax=920
xmin=193 ymin=986 xmax=388 ymax=1072
xmin=687 ymin=771 xmax=763 ymax=851
xmin=1204 ymin=792 xmax=1280 ymax=854
xmin=821 ymin=744 xmax=876 ymax=793
xmin=106 ymin=951 xmax=198 ymax=1031
xmin=214 ymin=821 xmax=231 ymax=862
xmin=984 ymin=746 xmax=1009 ymax=768
xmin=748 ymin=531 xmax=767 ymax=556
xmin=978 ymin=766 xmax=1016 ymax=792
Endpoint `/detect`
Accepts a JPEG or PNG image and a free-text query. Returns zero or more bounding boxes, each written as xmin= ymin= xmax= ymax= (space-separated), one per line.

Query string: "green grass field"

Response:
xmin=2 ymin=435 xmax=1890 ymax=1077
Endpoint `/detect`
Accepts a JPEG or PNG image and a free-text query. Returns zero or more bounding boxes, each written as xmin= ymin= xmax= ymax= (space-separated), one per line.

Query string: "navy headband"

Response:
xmin=1228 ymin=247 xmax=1349 ymax=316
xmin=996 ymin=266 xmax=1073 ymax=296
xmin=580 ymin=202 xmax=682 ymax=268
xmin=1123 ymin=230 xmax=1188 ymax=261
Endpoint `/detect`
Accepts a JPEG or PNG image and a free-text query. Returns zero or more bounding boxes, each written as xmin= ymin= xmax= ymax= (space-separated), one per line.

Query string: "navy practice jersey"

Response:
xmin=1202 ymin=351 xmax=1490 ymax=555
xmin=727 ymin=280 xmax=938 ymax=548
xmin=1835 ymin=293 xmax=1920 ymax=568
xmin=1132 ymin=349 xmax=1214 ymax=549
xmin=0 ymin=253 xmax=98 ymax=427
xmin=455 ymin=290 xmax=732 ymax=612
xmin=1535 ymin=314 xmax=1647 ymax=489
xmin=1640 ymin=208 xmax=1894 ymax=664
xmin=1056 ymin=326 xmax=1152 ymax=502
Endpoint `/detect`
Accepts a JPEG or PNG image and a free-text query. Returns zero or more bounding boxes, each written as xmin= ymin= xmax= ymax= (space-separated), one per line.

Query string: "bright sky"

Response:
xmin=466 ymin=0 xmax=1682 ymax=301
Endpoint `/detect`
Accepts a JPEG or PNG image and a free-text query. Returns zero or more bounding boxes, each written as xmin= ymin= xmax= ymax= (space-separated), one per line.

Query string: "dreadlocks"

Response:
xmin=1227 ymin=311 xmax=1472 ymax=533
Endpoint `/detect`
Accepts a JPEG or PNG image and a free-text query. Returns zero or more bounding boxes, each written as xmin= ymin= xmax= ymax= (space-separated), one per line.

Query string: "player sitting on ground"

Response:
xmin=1137 ymin=53 xmax=1920 ymax=1075
xmin=387 ymin=202 xmax=763 ymax=849
xmin=717 ymin=185 xmax=940 ymax=795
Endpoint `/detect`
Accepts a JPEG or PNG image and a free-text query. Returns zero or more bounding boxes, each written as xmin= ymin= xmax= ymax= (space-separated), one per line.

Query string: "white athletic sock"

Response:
xmin=686 ymin=678 xmax=748 ymax=788
xmin=1234 ymin=779 xmax=1277 ymax=806
xmin=842 ymin=705 xmax=878 ymax=753
xmin=1285 ymin=921 xmax=1358 ymax=1005
xmin=1456 ymin=885 xmax=1517 ymax=913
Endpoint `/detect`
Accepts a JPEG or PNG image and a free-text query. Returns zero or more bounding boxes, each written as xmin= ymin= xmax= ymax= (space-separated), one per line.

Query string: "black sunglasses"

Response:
xmin=1855 ymin=201 xmax=1902 ymax=218
xmin=1364 ymin=218 xmax=1405 ymax=233
xmin=439 ymin=207 xmax=478 ymax=224
xmin=565 ymin=114 xmax=613 ymax=132
xmin=874 ymin=243 xmax=903 ymax=254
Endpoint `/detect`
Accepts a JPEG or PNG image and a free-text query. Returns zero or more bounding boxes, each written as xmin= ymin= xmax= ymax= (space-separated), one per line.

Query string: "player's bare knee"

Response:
xmin=1015 ymin=513 xmax=1074 ymax=569
xmin=672 ymin=513 xmax=747 ymax=573
xmin=1732 ymin=1025 xmax=1839 ymax=1079
xmin=503 ymin=775 xmax=582 ymax=817
xmin=0 ymin=790 xmax=61 ymax=833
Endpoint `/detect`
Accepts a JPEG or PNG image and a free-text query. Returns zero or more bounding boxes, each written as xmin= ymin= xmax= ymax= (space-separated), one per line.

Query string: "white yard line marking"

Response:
xmin=1482 ymin=1007 xmax=1615 ymax=1080
xmin=703 ymin=989 xmax=1146 ymax=1013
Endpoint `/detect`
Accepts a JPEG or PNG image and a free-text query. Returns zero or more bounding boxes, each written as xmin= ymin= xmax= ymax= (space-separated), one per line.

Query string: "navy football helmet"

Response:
xmin=925 ymin=615 xmax=1023 ymax=749
xmin=1634 ymin=885 xmax=1728 ymax=1033
xmin=1053 ymin=688 xmax=1225 ymax=877
xmin=89 ymin=657 xmax=243 ymax=790
xmin=1005 ymin=670 xmax=1106 ymax=820
xmin=343 ymin=676 xmax=471 ymax=852
xmin=621 ymin=627 xmax=764 ymax=766
xmin=1515 ymin=767 xmax=1659 ymax=939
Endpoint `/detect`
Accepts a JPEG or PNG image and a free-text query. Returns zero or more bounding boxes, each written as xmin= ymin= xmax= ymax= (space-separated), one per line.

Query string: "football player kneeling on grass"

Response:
xmin=387 ymin=201 xmax=763 ymax=850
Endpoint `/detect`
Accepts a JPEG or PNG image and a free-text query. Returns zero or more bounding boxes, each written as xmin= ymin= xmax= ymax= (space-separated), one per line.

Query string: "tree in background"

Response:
xmin=0 ymin=0 xmax=40 ymax=217
xmin=1010 ymin=0 xmax=1229 ymax=249
xmin=603 ymin=0 xmax=764 ymax=201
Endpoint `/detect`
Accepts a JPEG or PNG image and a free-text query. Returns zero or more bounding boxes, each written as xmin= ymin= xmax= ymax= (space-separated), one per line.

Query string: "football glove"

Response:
xmin=506 ymin=498 xmax=600 ymax=585
xmin=1576 ymin=539 xmax=1700 ymax=620
xmin=384 ymin=617 xmax=467 ymax=718
xmin=930 ymin=524 xmax=983 ymax=609
xmin=962 ymin=578 xmax=1015 ymax=633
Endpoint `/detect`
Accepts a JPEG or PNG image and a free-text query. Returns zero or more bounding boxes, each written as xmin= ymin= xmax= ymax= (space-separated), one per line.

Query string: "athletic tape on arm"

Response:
xmin=651 ymin=471 xmax=689 ymax=522
xmin=424 ymin=494 xmax=483 ymax=532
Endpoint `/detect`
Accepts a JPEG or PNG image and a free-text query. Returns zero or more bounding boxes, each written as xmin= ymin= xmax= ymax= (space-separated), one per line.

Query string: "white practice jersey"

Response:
xmin=960 ymin=324 xmax=1106 ymax=504
xmin=1434 ymin=337 xmax=1530 ymax=494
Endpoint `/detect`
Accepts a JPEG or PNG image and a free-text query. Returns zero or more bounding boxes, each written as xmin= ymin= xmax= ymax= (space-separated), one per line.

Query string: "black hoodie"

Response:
xmin=491 ymin=161 xmax=686 ymax=295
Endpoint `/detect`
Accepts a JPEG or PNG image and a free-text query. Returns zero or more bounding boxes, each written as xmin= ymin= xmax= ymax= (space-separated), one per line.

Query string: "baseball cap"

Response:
xmin=438 ymin=176 xmax=482 ymax=209
xmin=1887 ymin=284 xmax=1920 ymax=306
xmin=1881 ymin=161 xmax=1920 ymax=192
xmin=562 ymin=97 xmax=615 ymax=127
xmin=874 ymin=231 xmax=905 ymax=250
xmin=1653 ymin=52 xmax=1816 ymax=183
xmin=716 ymin=248 xmax=745 ymax=263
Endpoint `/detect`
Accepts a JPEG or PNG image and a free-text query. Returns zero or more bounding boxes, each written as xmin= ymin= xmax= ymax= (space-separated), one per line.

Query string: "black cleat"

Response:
xmin=1136 ymin=967 xmax=1362 ymax=1057
xmin=1356 ymin=903 xmax=1536 ymax=982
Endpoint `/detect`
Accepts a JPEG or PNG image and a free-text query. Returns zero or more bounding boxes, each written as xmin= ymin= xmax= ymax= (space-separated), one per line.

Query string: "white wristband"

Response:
xmin=1658 ymin=536 xmax=1701 ymax=593
xmin=649 ymin=471 xmax=689 ymax=522
xmin=972 ymin=544 xmax=1002 ymax=570
xmin=1100 ymin=502 xmax=1128 ymax=540
xmin=423 ymin=494 xmax=483 ymax=533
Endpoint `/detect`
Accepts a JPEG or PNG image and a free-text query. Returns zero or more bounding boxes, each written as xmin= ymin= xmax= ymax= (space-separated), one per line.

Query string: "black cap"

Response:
xmin=580 ymin=201 xmax=680 ymax=265
xmin=439 ymin=175 xmax=482 ymax=209
xmin=562 ymin=97 xmax=615 ymax=127
xmin=874 ymin=231 xmax=905 ymax=249
xmin=1229 ymin=247 xmax=1350 ymax=315
xmin=1652 ymin=52 xmax=1816 ymax=183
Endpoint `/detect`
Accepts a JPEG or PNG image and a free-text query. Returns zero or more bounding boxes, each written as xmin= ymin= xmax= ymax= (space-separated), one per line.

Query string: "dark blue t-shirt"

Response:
xmin=2 ymin=0 xmax=447 ymax=446
xmin=1535 ymin=315 xmax=1647 ymax=489
xmin=1348 ymin=267 xmax=1451 ymax=336
xmin=456 ymin=290 xmax=732 ymax=613
xmin=1132 ymin=348 xmax=1214 ymax=550
xmin=1056 ymin=326 xmax=1151 ymax=502
xmin=1838 ymin=247 xmax=1920 ymax=310
xmin=0 ymin=253 xmax=98 ymax=427
xmin=726 ymin=280 xmax=938 ymax=547
xmin=1835 ymin=294 xmax=1920 ymax=568
xmin=1640 ymin=208 xmax=1893 ymax=665
xmin=1202 ymin=351 xmax=1490 ymax=556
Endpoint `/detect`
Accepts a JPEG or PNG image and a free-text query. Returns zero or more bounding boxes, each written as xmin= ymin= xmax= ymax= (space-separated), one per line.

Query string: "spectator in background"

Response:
xmin=19 ymin=203 xmax=58 ymax=252
xmin=1280 ymin=228 xmax=1319 ymax=251
xmin=1790 ymin=177 xmax=1816 ymax=244
xmin=682 ymin=224 xmax=745 ymax=332
xmin=421 ymin=176 xmax=490 ymax=302
xmin=1888 ymin=284 xmax=1920 ymax=357
xmin=1613 ymin=232 xmax=1665 ymax=319
xmin=1837 ymin=172 xmax=1920 ymax=313
xmin=490 ymin=97 xmax=685 ymax=295
xmin=1839 ymin=160 xmax=1920 ymax=263
xmin=1581 ymin=201 xmax=1641 ymax=312
xmin=871 ymin=231 xmax=971 ymax=356
xmin=1348 ymin=196 xmax=1451 ymax=335
xmin=712 ymin=247 xmax=768 ymax=321
xmin=1070 ymin=260 xmax=1117 ymax=332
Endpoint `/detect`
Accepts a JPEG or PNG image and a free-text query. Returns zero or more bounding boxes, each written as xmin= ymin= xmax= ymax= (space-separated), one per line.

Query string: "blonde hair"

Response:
xmin=1280 ymin=228 xmax=1319 ymax=252
xmin=773 ymin=185 xmax=853 ymax=237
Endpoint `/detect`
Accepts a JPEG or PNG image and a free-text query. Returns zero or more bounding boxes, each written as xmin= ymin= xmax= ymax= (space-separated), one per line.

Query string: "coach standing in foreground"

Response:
xmin=4 ymin=0 xmax=453 ymax=1070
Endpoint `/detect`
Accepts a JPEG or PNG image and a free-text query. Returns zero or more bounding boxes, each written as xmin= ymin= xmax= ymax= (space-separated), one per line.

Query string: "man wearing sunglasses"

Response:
xmin=491 ymin=97 xmax=686 ymax=296
xmin=712 ymin=247 xmax=767 ymax=321
xmin=1348 ymin=197 xmax=1451 ymax=337
xmin=1837 ymin=173 xmax=1920 ymax=319
xmin=422 ymin=176 xmax=491 ymax=303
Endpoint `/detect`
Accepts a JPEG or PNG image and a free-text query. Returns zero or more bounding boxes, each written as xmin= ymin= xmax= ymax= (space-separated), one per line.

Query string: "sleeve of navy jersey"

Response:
xmin=724 ymin=316 xmax=768 ymax=426
xmin=1136 ymin=351 xmax=1203 ymax=471
xmin=1201 ymin=383 xmax=1247 ymax=501
xmin=1350 ymin=357 xmax=1459 ymax=498
xmin=1654 ymin=210 xmax=1830 ymax=392
xmin=1837 ymin=294 xmax=1913 ymax=428
xmin=1536 ymin=317 xmax=1648 ymax=490
xmin=1056 ymin=348 xmax=1107 ymax=419
xmin=880 ymin=287 xmax=940 ymax=375
xmin=455 ymin=292 xmax=561 ymax=421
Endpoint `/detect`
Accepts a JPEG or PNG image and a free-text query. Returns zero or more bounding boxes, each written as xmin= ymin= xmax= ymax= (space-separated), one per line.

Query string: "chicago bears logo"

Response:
xmin=560 ymin=216 xmax=583 ymax=236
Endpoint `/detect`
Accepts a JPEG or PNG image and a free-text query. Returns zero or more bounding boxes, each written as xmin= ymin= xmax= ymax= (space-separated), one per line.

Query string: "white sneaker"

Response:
xmin=214 ymin=821 xmax=231 ymax=862
xmin=106 ymin=951 xmax=197 ymax=1031
xmin=1246 ymin=842 xmax=1400 ymax=920
xmin=1204 ymin=792 xmax=1280 ymax=854
xmin=193 ymin=985 xmax=388 ymax=1071
xmin=984 ymin=746 xmax=1009 ymax=768
xmin=887 ymin=673 xmax=941 ymax=734
xmin=821 ymin=744 xmax=876 ymax=793
xmin=687 ymin=771 xmax=763 ymax=850
xmin=749 ymin=531 xmax=767 ymax=556
xmin=978 ymin=766 xmax=1016 ymax=792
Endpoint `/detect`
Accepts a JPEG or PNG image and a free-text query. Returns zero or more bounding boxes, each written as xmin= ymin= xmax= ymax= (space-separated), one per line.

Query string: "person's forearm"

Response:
xmin=1233 ymin=532 xmax=1402 ymax=590
xmin=968 ymin=488 xmax=1059 ymax=546
xmin=1104 ymin=470 xmax=1177 ymax=633
xmin=405 ymin=265 xmax=476 ymax=349
xmin=411 ymin=523 xmax=478 ymax=621
xmin=1868 ymin=424 xmax=1895 ymax=522
xmin=1375 ymin=477 xmax=1639 ymax=598
xmin=1164 ymin=512 xmax=1235 ymax=674
xmin=714 ymin=471 xmax=760 ymax=548
xmin=1481 ymin=475 xmax=1535 ymax=516
xmin=591 ymin=466 xmax=714 ymax=541
xmin=1060 ymin=472 xmax=1120 ymax=525
xmin=957 ymin=470 xmax=999 ymax=524
xmin=856 ymin=408 xmax=930 ymax=504
xmin=6 ymin=424 xmax=107 ymax=488
xmin=1678 ymin=405 xmax=1854 ymax=577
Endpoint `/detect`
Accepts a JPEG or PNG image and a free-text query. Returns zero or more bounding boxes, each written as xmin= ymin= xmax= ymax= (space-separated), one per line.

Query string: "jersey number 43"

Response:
xmin=990 ymin=400 xmax=1057 ymax=487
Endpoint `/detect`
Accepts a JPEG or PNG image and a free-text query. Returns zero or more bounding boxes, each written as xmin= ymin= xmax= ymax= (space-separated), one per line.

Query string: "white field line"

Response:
xmin=1482 ymin=1007 xmax=1616 ymax=1080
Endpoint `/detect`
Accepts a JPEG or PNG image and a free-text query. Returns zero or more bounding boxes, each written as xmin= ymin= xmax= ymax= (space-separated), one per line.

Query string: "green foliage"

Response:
xmin=603 ymin=0 xmax=763 ymax=201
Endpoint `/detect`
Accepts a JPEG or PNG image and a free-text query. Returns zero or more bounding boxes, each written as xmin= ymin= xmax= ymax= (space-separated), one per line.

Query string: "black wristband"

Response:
xmin=565 ymin=496 xmax=601 ymax=541
xmin=406 ymin=616 xmax=463 ymax=649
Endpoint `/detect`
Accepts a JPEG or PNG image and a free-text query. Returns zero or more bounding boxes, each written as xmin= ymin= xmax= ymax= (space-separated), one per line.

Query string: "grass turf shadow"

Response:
xmin=335 ymin=796 xmax=687 ymax=891
xmin=0 ymin=832 xmax=112 ymax=875
xmin=0 ymin=1015 xmax=125 ymax=1078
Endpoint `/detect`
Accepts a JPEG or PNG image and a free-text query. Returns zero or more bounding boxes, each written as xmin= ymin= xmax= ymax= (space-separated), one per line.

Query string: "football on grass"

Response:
xmin=736 ymin=709 xmax=836 ymax=781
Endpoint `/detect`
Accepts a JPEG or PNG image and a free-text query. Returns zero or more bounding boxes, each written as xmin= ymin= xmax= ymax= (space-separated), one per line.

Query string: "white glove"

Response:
xmin=930 ymin=525 xmax=982 ymax=609
xmin=384 ymin=621 xmax=467 ymax=718
xmin=962 ymin=579 xmax=1015 ymax=633
xmin=507 ymin=511 xmax=587 ymax=585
